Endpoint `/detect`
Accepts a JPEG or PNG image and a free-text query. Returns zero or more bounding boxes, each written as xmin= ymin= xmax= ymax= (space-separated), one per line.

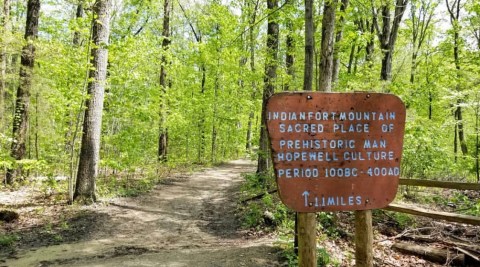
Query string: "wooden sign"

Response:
xmin=266 ymin=92 xmax=406 ymax=212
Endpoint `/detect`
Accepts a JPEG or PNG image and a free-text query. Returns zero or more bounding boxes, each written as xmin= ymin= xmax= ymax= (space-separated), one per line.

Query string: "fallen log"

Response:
xmin=392 ymin=242 xmax=465 ymax=266
xmin=241 ymin=189 xmax=278 ymax=204
xmin=401 ymin=234 xmax=480 ymax=254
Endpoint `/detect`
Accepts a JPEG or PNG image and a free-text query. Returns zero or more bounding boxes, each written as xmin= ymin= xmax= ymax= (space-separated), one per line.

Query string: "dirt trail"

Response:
xmin=3 ymin=160 xmax=284 ymax=267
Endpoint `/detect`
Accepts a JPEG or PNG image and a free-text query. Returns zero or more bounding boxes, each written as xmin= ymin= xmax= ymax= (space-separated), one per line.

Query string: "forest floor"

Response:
xmin=1 ymin=160 xmax=479 ymax=266
xmin=0 ymin=160 xmax=285 ymax=266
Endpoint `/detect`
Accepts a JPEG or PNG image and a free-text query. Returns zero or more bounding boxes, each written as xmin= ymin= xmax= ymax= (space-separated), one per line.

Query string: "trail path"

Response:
xmin=3 ymin=160 xmax=284 ymax=267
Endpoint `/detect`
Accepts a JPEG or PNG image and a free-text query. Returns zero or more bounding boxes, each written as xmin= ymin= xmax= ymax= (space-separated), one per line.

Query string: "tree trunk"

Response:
xmin=303 ymin=0 xmax=314 ymax=91
xmin=257 ymin=0 xmax=278 ymax=175
xmin=0 ymin=0 xmax=10 ymax=129
xmin=5 ymin=0 xmax=40 ymax=184
xmin=245 ymin=0 xmax=259 ymax=153
xmin=365 ymin=20 xmax=375 ymax=66
xmin=332 ymin=0 xmax=349 ymax=86
xmin=457 ymin=104 xmax=468 ymax=155
xmin=392 ymin=242 xmax=466 ymax=266
xmin=284 ymin=0 xmax=294 ymax=91
xmin=446 ymin=0 xmax=468 ymax=156
xmin=409 ymin=0 xmax=435 ymax=84
xmin=347 ymin=42 xmax=355 ymax=74
xmin=475 ymin=93 xmax=479 ymax=182
xmin=198 ymin=64 xmax=206 ymax=162
xmin=454 ymin=109 xmax=458 ymax=162
xmin=318 ymin=0 xmax=337 ymax=92
xmin=74 ymin=0 xmax=111 ymax=203
xmin=373 ymin=0 xmax=409 ymax=81
xmin=380 ymin=49 xmax=393 ymax=81
xmin=211 ymin=62 xmax=219 ymax=163
xmin=158 ymin=0 xmax=171 ymax=162
xmin=410 ymin=52 xmax=417 ymax=83
xmin=73 ymin=2 xmax=84 ymax=46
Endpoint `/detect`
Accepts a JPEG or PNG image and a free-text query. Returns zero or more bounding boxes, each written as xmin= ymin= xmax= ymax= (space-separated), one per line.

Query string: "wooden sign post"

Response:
xmin=266 ymin=92 xmax=406 ymax=266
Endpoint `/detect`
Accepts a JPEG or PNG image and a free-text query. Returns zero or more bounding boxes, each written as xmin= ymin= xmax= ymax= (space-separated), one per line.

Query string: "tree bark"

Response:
xmin=74 ymin=0 xmax=111 ymax=203
xmin=6 ymin=0 xmax=40 ymax=184
xmin=158 ymin=0 xmax=171 ymax=162
xmin=409 ymin=0 xmax=434 ymax=84
xmin=284 ymin=0 xmax=294 ymax=92
xmin=392 ymin=242 xmax=466 ymax=266
xmin=303 ymin=0 xmax=314 ymax=91
xmin=446 ymin=0 xmax=468 ymax=156
xmin=257 ymin=0 xmax=278 ymax=175
xmin=319 ymin=0 xmax=337 ymax=92
xmin=245 ymin=0 xmax=259 ymax=153
xmin=332 ymin=0 xmax=349 ymax=87
xmin=0 ymin=0 xmax=10 ymax=128
xmin=365 ymin=19 xmax=375 ymax=66
xmin=373 ymin=0 xmax=409 ymax=81
xmin=73 ymin=1 xmax=84 ymax=46
xmin=347 ymin=42 xmax=355 ymax=74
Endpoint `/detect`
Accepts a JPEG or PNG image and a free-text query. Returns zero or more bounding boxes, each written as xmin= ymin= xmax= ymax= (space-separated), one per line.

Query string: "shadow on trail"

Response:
xmin=2 ymin=160 xmax=285 ymax=267
xmin=1 ymin=210 xmax=112 ymax=260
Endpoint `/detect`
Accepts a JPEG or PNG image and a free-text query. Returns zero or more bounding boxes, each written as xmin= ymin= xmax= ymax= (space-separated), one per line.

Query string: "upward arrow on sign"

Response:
xmin=302 ymin=191 xmax=310 ymax=207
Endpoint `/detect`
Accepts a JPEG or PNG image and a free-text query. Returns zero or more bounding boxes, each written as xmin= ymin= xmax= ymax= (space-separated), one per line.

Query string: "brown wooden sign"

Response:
xmin=266 ymin=92 xmax=406 ymax=212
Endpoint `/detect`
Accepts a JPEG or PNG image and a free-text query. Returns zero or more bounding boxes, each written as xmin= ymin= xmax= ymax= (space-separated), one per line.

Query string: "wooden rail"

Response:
xmin=385 ymin=204 xmax=480 ymax=226
xmin=384 ymin=179 xmax=480 ymax=226
xmin=399 ymin=179 xmax=480 ymax=190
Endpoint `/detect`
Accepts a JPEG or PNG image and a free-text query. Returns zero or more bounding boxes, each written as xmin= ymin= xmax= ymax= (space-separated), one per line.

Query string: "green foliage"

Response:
xmin=317 ymin=212 xmax=342 ymax=238
xmin=277 ymin=238 xmax=339 ymax=267
xmin=434 ymin=191 xmax=480 ymax=216
xmin=317 ymin=247 xmax=337 ymax=267
xmin=239 ymin=172 xmax=291 ymax=229
xmin=0 ymin=234 xmax=19 ymax=247
xmin=97 ymin=170 xmax=157 ymax=198
xmin=393 ymin=213 xmax=416 ymax=229
xmin=276 ymin=235 xmax=298 ymax=266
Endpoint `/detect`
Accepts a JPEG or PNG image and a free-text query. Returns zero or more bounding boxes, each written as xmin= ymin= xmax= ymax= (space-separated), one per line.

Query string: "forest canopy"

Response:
xmin=0 ymin=0 xmax=479 ymax=197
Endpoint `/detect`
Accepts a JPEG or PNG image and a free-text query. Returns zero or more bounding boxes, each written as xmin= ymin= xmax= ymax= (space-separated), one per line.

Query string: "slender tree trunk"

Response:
xmin=409 ymin=0 xmax=435 ymax=84
xmin=74 ymin=0 xmax=111 ymax=203
xmin=211 ymin=67 xmax=219 ymax=163
xmin=454 ymin=112 xmax=458 ymax=162
xmin=365 ymin=20 xmax=375 ymax=66
xmin=5 ymin=0 xmax=40 ymax=184
xmin=410 ymin=52 xmax=417 ymax=83
xmin=319 ymin=0 xmax=337 ymax=92
xmin=347 ymin=42 xmax=355 ymax=74
xmin=73 ymin=2 xmax=84 ymax=46
xmin=303 ymin=0 xmax=314 ymax=91
xmin=158 ymin=0 xmax=171 ymax=162
xmin=446 ymin=0 xmax=467 ymax=156
xmin=475 ymin=93 xmax=479 ymax=182
xmin=332 ymin=0 xmax=349 ymax=86
xmin=354 ymin=45 xmax=361 ymax=73
xmin=284 ymin=0 xmax=294 ymax=91
xmin=373 ymin=0 xmax=408 ymax=81
xmin=426 ymin=56 xmax=433 ymax=119
xmin=245 ymin=0 xmax=259 ymax=153
xmin=257 ymin=0 xmax=278 ymax=175
xmin=65 ymin=1 xmax=84 ymax=152
xmin=457 ymin=103 xmax=467 ymax=155
xmin=0 ymin=0 xmax=10 ymax=129
xmin=198 ymin=64 xmax=206 ymax=162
